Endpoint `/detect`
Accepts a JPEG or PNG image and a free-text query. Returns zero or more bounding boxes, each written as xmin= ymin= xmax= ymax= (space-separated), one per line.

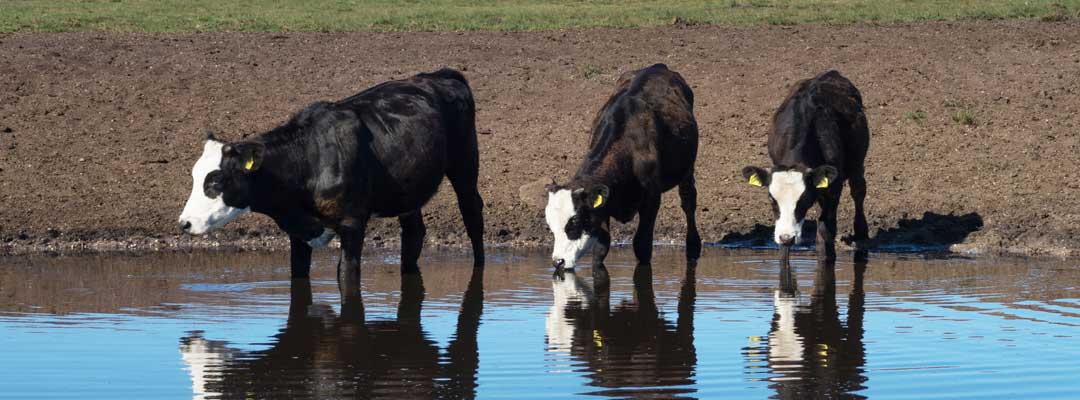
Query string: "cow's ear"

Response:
xmin=519 ymin=177 xmax=558 ymax=209
xmin=742 ymin=166 xmax=770 ymax=187
xmin=543 ymin=177 xmax=560 ymax=193
xmin=811 ymin=165 xmax=838 ymax=189
xmin=222 ymin=142 xmax=265 ymax=174
xmin=587 ymin=184 xmax=610 ymax=209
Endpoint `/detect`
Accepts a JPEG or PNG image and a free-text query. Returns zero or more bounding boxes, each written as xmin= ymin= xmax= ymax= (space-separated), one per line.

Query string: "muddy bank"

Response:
xmin=1 ymin=20 xmax=1078 ymax=257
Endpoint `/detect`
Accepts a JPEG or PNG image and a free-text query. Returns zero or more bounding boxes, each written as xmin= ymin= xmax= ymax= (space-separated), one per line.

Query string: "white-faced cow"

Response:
xmin=742 ymin=70 xmax=869 ymax=261
xmin=178 ymin=69 xmax=485 ymax=296
xmin=533 ymin=64 xmax=700 ymax=278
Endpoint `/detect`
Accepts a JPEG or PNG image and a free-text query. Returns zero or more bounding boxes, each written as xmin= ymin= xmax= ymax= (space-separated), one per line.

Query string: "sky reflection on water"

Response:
xmin=1 ymin=248 xmax=1078 ymax=399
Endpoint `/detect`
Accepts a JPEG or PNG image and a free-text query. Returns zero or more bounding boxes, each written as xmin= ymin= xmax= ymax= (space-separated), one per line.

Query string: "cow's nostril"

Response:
xmin=180 ymin=221 xmax=192 ymax=233
xmin=553 ymin=259 xmax=566 ymax=269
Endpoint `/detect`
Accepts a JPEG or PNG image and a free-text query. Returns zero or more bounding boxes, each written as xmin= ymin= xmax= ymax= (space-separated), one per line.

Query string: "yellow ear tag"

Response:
xmin=816 ymin=177 xmax=829 ymax=189
xmin=592 ymin=194 xmax=604 ymax=208
xmin=244 ymin=159 xmax=254 ymax=170
xmin=748 ymin=174 xmax=763 ymax=187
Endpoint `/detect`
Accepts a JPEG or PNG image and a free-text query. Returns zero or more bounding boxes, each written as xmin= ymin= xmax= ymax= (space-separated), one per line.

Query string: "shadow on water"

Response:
xmin=717 ymin=212 xmax=983 ymax=253
xmin=748 ymin=252 xmax=869 ymax=400
xmin=548 ymin=264 xmax=697 ymax=398
xmin=180 ymin=268 xmax=486 ymax=400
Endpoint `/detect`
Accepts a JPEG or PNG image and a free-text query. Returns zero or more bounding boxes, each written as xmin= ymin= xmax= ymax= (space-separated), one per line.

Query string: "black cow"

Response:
xmin=530 ymin=64 xmax=700 ymax=278
xmin=742 ymin=70 xmax=870 ymax=261
xmin=178 ymin=69 xmax=485 ymax=296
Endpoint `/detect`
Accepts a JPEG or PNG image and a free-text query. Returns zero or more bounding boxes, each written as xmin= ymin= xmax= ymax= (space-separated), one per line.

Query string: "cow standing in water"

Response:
xmin=532 ymin=64 xmax=701 ymax=279
xmin=178 ymin=69 xmax=485 ymax=297
xmin=742 ymin=70 xmax=870 ymax=261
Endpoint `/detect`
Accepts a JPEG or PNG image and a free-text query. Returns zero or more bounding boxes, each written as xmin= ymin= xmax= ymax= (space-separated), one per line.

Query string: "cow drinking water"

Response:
xmin=742 ymin=70 xmax=869 ymax=261
xmin=178 ymin=68 xmax=485 ymax=296
xmin=529 ymin=64 xmax=701 ymax=278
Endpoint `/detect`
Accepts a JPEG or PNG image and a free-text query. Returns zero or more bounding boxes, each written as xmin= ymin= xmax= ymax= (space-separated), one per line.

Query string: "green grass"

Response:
xmin=2 ymin=0 xmax=1079 ymax=32
xmin=578 ymin=64 xmax=605 ymax=79
xmin=952 ymin=109 xmax=977 ymax=126
xmin=943 ymin=99 xmax=977 ymax=126
xmin=903 ymin=110 xmax=927 ymax=124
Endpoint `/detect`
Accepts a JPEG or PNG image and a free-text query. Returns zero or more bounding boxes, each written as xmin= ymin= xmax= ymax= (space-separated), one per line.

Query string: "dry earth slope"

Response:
xmin=0 ymin=19 xmax=1078 ymax=256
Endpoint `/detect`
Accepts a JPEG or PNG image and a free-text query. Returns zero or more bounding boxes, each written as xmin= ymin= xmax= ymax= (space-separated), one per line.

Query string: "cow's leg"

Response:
xmin=592 ymin=217 xmax=612 ymax=285
xmin=446 ymin=150 xmax=486 ymax=270
xmin=678 ymin=174 xmax=702 ymax=263
xmin=337 ymin=216 xmax=369 ymax=302
xmin=849 ymin=168 xmax=870 ymax=243
xmin=289 ymin=236 xmax=313 ymax=279
xmin=816 ymin=189 xmax=842 ymax=262
xmin=399 ymin=211 xmax=426 ymax=275
xmin=633 ymin=194 xmax=662 ymax=267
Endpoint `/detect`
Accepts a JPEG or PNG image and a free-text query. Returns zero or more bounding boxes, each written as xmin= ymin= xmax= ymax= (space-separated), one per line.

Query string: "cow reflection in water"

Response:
xmin=748 ymin=253 xmax=868 ymax=399
xmin=179 ymin=270 xmax=484 ymax=399
xmin=547 ymin=265 xmax=697 ymax=398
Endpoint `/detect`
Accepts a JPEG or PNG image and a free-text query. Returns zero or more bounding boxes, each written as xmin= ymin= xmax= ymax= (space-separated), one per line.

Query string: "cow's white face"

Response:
xmin=178 ymin=140 xmax=249 ymax=235
xmin=545 ymin=189 xmax=596 ymax=270
xmin=743 ymin=165 xmax=837 ymax=247
xmin=769 ymin=170 xmax=806 ymax=245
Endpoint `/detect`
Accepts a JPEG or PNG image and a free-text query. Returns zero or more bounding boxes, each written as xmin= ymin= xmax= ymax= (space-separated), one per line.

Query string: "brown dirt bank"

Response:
xmin=1 ymin=20 xmax=1079 ymax=257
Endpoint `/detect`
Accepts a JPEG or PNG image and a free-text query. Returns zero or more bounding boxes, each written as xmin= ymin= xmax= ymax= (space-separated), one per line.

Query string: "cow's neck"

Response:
xmin=573 ymin=156 xmax=627 ymax=188
xmin=247 ymin=145 xmax=314 ymax=222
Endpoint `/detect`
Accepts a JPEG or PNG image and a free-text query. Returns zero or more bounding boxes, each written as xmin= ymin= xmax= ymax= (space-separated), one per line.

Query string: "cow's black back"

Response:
xmin=768 ymin=70 xmax=869 ymax=179
xmin=575 ymin=63 xmax=698 ymax=223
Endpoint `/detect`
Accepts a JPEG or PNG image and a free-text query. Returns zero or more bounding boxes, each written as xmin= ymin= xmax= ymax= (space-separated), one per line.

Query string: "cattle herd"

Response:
xmin=178 ymin=63 xmax=870 ymax=296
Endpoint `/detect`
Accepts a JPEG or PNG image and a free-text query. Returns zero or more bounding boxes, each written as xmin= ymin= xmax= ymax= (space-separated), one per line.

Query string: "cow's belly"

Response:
xmin=657 ymin=127 xmax=698 ymax=190
xmin=367 ymin=137 xmax=448 ymax=217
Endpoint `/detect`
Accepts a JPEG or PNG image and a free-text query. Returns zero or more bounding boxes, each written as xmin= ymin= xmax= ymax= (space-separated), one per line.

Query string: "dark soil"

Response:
xmin=1 ymin=19 xmax=1078 ymax=257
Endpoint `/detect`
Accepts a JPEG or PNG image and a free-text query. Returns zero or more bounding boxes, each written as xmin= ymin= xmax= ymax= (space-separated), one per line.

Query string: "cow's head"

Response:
xmin=178 ymin=134 xmax=265 ymax=234
xmin=741 ymin=165 xmax=838 ymax=246
xmin=542 ymin=183 xmax=610 ymax=270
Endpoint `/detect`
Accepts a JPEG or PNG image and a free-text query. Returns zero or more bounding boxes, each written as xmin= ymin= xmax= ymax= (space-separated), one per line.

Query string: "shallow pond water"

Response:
xmin=1 ymin=248 xmax=1078 ymax=399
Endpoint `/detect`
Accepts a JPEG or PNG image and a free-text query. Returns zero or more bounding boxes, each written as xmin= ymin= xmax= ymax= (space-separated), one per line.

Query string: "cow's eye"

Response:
xmin=203 ymin=171 xmax=224 ymax=198
xmin=564 ymin=215 xmax=584 ymax=240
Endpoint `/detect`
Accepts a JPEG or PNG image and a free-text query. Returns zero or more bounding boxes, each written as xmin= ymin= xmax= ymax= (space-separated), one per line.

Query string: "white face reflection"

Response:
xmin=546 ymin=271 xmax=591 ymax=353
xmin=768 ymin=290 xmax=805 ymax=370
xmin=180 ymin=334 xmax=234 ymax=400
xmin=768 ymin=170 xmax=805 ymax=245
xmin=178 ymin=140 xmax=249 ymax=235
xmin=544 ymin=189 xmax=596 ymax=270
